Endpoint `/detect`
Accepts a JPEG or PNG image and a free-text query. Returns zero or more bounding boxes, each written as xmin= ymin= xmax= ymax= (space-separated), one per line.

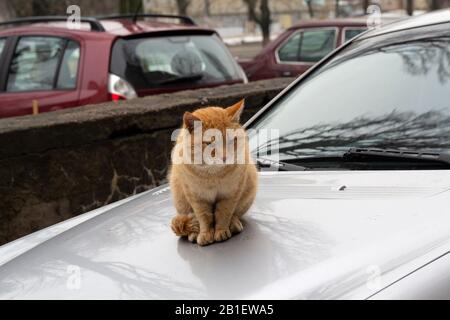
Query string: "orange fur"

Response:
xmin=169 ymin=99 xmax=258 ymax=246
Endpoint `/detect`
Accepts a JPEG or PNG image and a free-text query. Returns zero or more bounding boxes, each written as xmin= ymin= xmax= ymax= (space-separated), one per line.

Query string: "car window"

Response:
xmin=277 ymin=32 xmax=301 ymax=62
xmin=0 ymin=38 xmax=5 ymax=57
xmin=6 ymin=37 xmax=65 ymax=92
xmin=343 ymin=28 xmax=367 ymax=42
xmin=56 ymin=40 xmax=80 ymax=89
xmin=250 ymin=38 xmax=450 ymax=161
xmin=110 ymin=34 xmax=243 ymax=90
xmin=299 ymin=29 xmax=336 ymax=62
xmin=277 ymin=29 xmax=336 ymax=63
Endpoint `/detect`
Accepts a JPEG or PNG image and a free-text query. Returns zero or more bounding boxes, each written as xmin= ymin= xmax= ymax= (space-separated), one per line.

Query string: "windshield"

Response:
xmin=110 ymin=34 xmax=243 ymax=90
xmin=249 ymin=37 xmax=450 ymax=165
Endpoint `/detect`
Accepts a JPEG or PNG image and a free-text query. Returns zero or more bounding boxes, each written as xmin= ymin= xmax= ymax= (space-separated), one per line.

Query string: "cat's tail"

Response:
xmin=171 ymin=213 xmax=199 ymax=237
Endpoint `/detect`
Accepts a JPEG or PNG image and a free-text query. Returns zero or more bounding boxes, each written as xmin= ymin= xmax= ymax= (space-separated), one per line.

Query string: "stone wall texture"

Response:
xmin=0 ymin=78 xmax=294 ymax=245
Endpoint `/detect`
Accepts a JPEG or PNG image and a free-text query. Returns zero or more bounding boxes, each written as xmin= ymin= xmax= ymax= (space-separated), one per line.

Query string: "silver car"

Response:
xmin=1 ymin=10 xmax=450 ymax=299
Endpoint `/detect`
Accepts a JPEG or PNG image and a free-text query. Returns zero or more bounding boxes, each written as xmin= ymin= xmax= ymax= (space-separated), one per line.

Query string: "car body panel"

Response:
xmin=0 ymin=171 xmax=449 ymax=299
xmin=0 ymin=192 xmax=147 ymax=268
xmin=0 ymin=90 xmax=80 ymax=117
xmin=369 ymin=252 xmax=450 ymax=299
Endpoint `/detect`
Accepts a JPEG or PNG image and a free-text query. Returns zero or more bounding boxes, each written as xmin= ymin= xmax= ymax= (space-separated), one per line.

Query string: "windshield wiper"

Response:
xmin=257 ymin=157 xmax=307 ymax=171
xmin=343 ymin=148 xmax=450 ymax=166
xmin=154 ymin=73 xmax=204 ymax=85
xmin=278 ymin=148 xmax=450 ymax=170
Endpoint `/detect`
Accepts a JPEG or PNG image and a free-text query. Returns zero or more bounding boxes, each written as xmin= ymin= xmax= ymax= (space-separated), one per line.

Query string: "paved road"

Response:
xmin=227 ymin=42 xmax=263 ymax=59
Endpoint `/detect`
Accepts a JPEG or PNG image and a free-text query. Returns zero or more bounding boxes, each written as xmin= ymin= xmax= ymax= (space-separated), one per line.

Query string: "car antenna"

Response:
xmin=132 ymin=1 xmax=143 ymax=23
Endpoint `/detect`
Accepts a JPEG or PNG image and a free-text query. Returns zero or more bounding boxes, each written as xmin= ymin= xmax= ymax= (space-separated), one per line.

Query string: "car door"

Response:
xmin=0 ymin=35 xmax=81 ymax=118
xmin=274 ymin=28 xmax=337 ymax=78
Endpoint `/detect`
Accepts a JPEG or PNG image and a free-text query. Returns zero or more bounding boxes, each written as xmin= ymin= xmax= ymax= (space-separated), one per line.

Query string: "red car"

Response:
xmin=239 ymin=18 xmax=368 ymax=81
xmin=0 ymin=15 xmax=247 ymax=118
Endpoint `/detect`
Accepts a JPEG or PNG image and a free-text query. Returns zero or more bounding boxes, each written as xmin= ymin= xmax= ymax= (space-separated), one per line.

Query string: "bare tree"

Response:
xmin=8 ymin=0 xmax=121 ymax=17
xmin=31 ymin=0 xmax=56 ymax=15
xmin=204 ymin=0 xmax=210 ymax=16
xmin=0 ymin=0 xmax=16 ymax=20
xmin=335 ymin=0 xmax=340 ymax=17
xmin=9 ymin=0 xmax=68 ymax=16
xmin=120 ymin=0 xmax=143 ymax=14
xmin=406 ymin=0 xmax=414 ymax=15
xmin=244 ymin=0 xmax=271 ymax=46
xmin=362 ymin=0 xmax=370 ymax=12
xmin=305 ymin=0 xmax=314 ymax=18
xmin=176 ymin=0 xmax=191 ymax=15
xmin=429 ymin=0 xmax=441 ymax=10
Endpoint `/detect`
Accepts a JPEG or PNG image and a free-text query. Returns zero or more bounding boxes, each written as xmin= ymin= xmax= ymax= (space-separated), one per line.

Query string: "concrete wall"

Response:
xmin=0 ymin=78 xmax=293 ymax=245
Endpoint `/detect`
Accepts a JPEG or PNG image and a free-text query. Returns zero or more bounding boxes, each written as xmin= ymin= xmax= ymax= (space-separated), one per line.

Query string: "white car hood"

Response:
xmin=0 ymin=170 xmax=450 ymax=299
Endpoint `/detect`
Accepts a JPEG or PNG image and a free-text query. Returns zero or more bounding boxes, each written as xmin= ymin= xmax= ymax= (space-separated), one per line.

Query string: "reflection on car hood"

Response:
xmin=0 ymin=171 xmax=450 ymax=299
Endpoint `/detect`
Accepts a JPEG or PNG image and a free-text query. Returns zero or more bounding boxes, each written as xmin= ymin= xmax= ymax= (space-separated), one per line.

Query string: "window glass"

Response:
xmin=0 ymin=38 xmax=5 ymax=57
xmin=278 ymin=32 xmax=301 ymax=62
xmin=250 ymin=39 xmax=450 ymax=160
xmin=299 ymin=29 xmax=336 ymax=62
xmin=7 ymin=37 xmax=65 ymax=92
xmin=344 ymin=28 xmax=367 ymax=42
xmin=110 ymin=34 xmax=242 ymax=90
xmin=56 ymin=40 xmax=80 ymax=89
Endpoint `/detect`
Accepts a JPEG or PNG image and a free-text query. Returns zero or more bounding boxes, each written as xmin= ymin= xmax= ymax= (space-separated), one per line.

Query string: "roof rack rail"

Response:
xmin=0 ymin=16 xmax=105 ymax=32
xmin=97 ymin=13 xmax=196 ymax=26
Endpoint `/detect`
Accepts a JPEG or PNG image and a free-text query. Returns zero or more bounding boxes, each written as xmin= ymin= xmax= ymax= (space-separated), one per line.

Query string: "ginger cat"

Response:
xmin=169 ymin=99 xmax=258 ymax=246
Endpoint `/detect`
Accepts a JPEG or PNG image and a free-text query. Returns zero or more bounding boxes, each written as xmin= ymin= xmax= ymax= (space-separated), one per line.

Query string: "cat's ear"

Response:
xmin=226 ymin=99 xmax=245 ymax=123
xmin=183 ymin=112 xmax=201 ymax=132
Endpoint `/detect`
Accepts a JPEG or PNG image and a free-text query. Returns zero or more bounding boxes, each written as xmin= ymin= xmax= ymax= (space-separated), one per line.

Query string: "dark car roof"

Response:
xmin=0 ymin=18 xmax=215 ymax=39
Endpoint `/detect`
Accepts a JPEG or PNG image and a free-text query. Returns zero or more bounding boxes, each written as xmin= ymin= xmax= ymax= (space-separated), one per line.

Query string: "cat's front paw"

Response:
xmin=197 ymin=229 xmax=214 ymax=246
xmin=214 ymin=228 xmax=232 ymax=242
xmin=188 ymin=232 xmax=199 ymax=243
xmin=230 ymin=217 xmax=244 ymax=234
xmin=171 ymin=214 xmax=190 ymax=236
